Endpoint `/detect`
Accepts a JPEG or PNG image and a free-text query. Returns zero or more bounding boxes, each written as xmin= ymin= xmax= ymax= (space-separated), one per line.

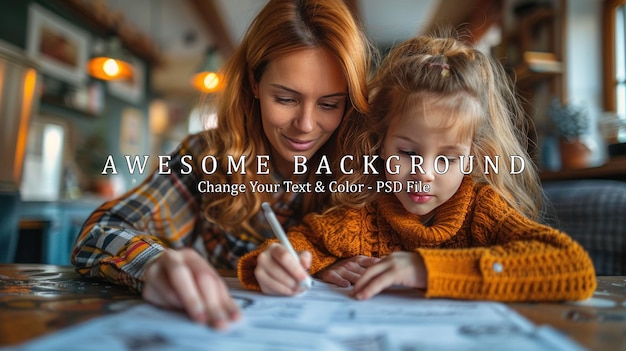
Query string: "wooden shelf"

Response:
xmin=540 ymin=156 xmax=626 ymax=181
xmin=515 ymin=64 xmax=562 ymax=90
xmin=520 ymin=7 xmax=555 ymax=27
xmin=41 ymin=95 xmax=99 ymax=118
xmin=507 ymin=8 xmax=556 ymax=48
xmin=55 ymin=0 xmax=162 ymax=65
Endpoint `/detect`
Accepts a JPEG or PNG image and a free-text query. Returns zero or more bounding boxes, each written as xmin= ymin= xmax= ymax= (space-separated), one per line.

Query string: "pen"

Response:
xmin=261 ymin=202 xmax=313 ymax=290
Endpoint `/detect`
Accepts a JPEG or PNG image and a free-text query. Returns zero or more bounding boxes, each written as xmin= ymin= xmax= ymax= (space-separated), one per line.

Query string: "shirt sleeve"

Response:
xmin=418 ymin=185 xmax=597 ymax=302
xmin=71 ymin=134 xmax=205 ymax=292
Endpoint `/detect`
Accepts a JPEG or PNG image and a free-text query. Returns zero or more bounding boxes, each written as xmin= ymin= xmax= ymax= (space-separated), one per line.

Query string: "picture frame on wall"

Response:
xmin=119 ymin=107 xmax=145 ymax=155
xmin=108 ymin=56 xmax=145 ymax=105
xmin=26 ymin=4 xmax=89 ymax=86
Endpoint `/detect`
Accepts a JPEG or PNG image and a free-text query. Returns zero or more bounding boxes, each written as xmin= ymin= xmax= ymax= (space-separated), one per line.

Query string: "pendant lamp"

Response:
xmin=87 ymin=37 xmax=134 ymax=81
xmin=192 ymin=47 xmax=223 ymax=93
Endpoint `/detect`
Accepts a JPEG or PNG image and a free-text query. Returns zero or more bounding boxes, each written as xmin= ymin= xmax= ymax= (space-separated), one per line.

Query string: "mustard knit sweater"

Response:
xmin=238 ymin=177 xmax=597 ymax=302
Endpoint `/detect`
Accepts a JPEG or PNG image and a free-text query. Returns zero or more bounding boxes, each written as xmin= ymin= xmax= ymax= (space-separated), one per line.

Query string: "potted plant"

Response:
xmin=548 ymin=99 xmax=592 ymax=169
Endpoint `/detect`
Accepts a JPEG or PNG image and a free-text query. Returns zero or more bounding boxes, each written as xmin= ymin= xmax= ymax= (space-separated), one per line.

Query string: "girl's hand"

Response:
xmin=351 ymin=251 xmax=427 ymax=300
xmin=141 ymin=248 xmax=241 ymax=330
xmin=254 ymin=243 xmax=312 ymax=296
xmin=316 ymin=255 xmax=381 ymax=287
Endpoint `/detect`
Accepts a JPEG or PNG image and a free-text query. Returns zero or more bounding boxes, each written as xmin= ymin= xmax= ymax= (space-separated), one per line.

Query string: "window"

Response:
xmin=604 ymin=0 xmax=626 ymax=117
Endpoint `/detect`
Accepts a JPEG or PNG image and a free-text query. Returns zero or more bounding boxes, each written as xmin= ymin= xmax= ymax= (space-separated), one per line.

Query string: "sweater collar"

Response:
xmin=377 ymin=177 xmax=476 ymax=246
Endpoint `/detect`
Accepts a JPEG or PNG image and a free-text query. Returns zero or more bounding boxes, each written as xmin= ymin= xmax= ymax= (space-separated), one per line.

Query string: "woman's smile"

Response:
xmin=283 ymin=135 xmax=317 ymax=151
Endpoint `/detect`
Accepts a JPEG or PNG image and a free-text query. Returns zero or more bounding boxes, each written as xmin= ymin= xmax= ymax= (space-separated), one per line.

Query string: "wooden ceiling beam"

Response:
xmin=56 ymin=0 xmax=163 ymax=65
xmin=420 ymin=0 xmax=501 ymax=43
xmin=187 ymin=0 xmax=235 ymax=57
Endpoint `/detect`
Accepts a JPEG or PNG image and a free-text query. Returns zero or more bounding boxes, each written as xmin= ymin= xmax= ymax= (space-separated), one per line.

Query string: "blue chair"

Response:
xmin=0 ymin=190 xmax=20 ymax=263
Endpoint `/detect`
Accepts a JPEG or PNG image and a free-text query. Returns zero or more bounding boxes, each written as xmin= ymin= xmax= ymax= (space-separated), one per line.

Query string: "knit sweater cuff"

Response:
xmin=419 ymin=246 xmax=597 ymax=302
xmin=237 ymin=250 xmax=262 ymax=291
xmin=418 ymin=248 xmax=484 ymax=299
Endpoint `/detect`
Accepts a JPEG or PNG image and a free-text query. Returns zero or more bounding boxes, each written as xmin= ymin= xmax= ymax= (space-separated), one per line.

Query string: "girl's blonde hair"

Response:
xmin=334 ymin=29 xmax=542 ymax=220
xmin=198 ymin=0 xmax=374 ymax=240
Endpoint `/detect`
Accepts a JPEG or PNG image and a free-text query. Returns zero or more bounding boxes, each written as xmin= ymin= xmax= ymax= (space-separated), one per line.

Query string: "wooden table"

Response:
xmin=1 ymin=264 xmax=625 ymax=350
xmin=511 ymin=277 xmax=626 ymax=351
xmin=0 ymin=264 xmax=141 ymax=346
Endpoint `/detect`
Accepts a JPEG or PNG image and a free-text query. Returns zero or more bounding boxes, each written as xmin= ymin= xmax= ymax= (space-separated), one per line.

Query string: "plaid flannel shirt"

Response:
xmin=72 ymin=133 xmax=303 ymax=291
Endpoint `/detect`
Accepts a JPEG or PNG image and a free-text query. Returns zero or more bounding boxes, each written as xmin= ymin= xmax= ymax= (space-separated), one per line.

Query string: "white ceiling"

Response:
xmin=101 ymin=0 xmax=442 ymax=100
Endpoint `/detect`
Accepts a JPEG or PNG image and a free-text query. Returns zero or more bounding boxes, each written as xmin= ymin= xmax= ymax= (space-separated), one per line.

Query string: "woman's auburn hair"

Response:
xmin=197 ymin=0 xmax=374 ymax=240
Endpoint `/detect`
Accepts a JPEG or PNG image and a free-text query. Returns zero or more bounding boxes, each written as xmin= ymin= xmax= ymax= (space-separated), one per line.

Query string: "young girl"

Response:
xmin=72 ymin=0 xmax=374 ymax=329
xmin=238 ymin=30 xmax=597 ymax=302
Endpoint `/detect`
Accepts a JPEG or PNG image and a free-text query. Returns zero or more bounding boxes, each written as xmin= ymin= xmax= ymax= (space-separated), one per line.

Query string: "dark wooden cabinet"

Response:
xmin=17 ymin=199 xmax=102 ymax=265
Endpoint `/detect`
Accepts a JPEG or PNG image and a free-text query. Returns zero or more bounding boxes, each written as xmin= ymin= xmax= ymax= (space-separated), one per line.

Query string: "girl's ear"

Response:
xmin=249 ymin=69 xmax=259 ymax=98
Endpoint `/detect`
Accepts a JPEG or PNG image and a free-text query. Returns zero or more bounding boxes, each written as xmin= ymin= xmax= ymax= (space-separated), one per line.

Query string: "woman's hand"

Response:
xmin=141 ymin=248 xmax=241 ymax=330
xmin=316 ymin=255 xmax=381 ymax=287
xmin=254 ymin=243 xmax=312 ymax=296
xmin=351 ymin=251 xmax=427 ymax=300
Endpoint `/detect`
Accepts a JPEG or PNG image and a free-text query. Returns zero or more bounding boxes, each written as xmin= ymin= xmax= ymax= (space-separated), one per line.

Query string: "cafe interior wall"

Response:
xmin=0 ymin=0 xmax=612 ymax=200
xmin=0 ymin=0 xmax=154 ymax=199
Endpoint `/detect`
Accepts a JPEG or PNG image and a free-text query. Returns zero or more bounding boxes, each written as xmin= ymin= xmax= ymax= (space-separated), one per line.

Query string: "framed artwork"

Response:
xmin=108 ymin=56 xmax=145 ymax=105
xmin=26 ymin=4 xmax=89 ymax=86
xmin=119 ymin=107 xmax=144 ymax=155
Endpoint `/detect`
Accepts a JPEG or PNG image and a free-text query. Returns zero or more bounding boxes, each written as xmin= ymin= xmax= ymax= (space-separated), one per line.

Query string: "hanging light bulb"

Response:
xmin=192 ymin=46 xmax=223 ymax=93
xmin=87 ymin=37 xmax=134 ymax=81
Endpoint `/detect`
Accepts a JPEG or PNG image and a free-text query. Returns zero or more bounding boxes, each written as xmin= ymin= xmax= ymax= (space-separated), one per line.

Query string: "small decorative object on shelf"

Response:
xmin=548 ymin=98 xmax=592 ymax=169
xmin=599 ymin=112 xmax=626 ymax=157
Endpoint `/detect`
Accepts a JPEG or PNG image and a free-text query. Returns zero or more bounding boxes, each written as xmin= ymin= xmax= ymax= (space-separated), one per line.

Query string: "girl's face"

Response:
xmin=381 ymin=103 xmax=472 ymax=224
xmin=253 ymin=48 xmax=348 ymax=177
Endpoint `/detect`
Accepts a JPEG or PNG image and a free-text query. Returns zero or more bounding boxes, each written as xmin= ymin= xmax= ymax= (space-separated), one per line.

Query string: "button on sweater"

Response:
xmin=238 ymin=177 xmax=597 ymax=302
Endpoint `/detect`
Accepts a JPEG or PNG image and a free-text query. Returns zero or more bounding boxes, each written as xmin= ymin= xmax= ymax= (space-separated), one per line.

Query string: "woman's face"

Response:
xmin=253 ymin=48 xmax=347 ymax=177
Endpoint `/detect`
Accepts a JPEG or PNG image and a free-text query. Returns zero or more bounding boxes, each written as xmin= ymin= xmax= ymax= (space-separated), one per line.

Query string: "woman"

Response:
xmin=72 ymin=0 xmax=374 ymax=329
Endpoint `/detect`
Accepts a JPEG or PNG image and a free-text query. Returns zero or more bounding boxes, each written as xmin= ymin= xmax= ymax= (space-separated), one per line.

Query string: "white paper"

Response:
xmin=6 ymin=278 xmax=586 ymax=351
